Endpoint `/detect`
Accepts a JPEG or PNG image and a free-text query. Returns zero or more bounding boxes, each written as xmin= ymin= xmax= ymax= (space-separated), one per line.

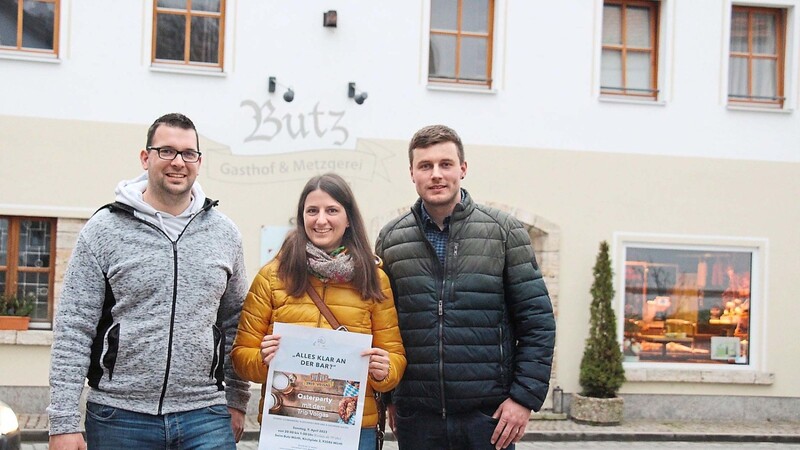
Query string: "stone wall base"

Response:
xmin=562 ymin=392 xmax=800 ymax=422
xmin=4 ymin=386 xmax=799 ymax=424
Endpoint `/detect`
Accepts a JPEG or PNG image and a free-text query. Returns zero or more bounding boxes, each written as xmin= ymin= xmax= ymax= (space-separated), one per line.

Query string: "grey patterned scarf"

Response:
xmin=306 ymin=242 xmax=354 ymax=283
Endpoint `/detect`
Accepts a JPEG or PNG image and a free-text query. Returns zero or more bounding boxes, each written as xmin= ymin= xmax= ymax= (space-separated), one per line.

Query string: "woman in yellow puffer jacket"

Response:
xmin=232 ymin=173 xmax=405 ymax=450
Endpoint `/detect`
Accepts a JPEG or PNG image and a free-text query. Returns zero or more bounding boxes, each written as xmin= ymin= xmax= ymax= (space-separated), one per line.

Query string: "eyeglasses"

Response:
xmin=146 ymin=146 xmax=202 ymax=163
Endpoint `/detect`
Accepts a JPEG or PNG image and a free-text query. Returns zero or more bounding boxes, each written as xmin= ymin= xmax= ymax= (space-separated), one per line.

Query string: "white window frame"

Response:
xmin=0 ymin=0 xmax=63 ymax=63
xmin=612 ymin=232 xmax=771 ymax=384
xmin=722 ymin=0 xmax=797 ymax=112
xmin=421 ymin=0 xmax=506 ymax=93
xmin=144 ymin=0 xmax=232 ymax=76
xmin=594 ymin=0 xmax=674 ymax=105
xmin=0 ymin=215 xmax=58 ymax=329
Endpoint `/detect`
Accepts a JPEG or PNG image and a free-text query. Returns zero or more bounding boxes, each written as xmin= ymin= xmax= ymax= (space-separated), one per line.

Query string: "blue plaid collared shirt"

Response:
xmin=421 ymin=205 xmax=450 ymax=266
xmin=420 ymin=191 xmax=465 ymax=265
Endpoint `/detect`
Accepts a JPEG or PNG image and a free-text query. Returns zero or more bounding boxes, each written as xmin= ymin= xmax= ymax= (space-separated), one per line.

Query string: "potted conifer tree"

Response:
xmin=0 ymin=293 xmax=34 ymax=330
xmin=570 ymin=241 xmax=625 ymax=425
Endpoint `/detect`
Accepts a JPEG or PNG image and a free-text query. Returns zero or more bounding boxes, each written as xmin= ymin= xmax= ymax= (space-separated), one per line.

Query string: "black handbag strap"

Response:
xmin=306 ymin=286 xmax=347 ymax=331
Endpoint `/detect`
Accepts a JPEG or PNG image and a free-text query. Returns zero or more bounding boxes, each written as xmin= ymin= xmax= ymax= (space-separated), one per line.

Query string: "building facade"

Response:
xmin=1 ymin=0 xmax=799 ymax=421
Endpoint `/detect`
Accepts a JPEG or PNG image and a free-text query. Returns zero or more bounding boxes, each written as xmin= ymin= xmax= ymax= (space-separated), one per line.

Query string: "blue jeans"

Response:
xmin=359 ymin=427 xmax=377 ymax=450
xmin=394 ymin=408 xmax=514 ymax=450
xmin=85 ymin=402 xmax=236 ymax=450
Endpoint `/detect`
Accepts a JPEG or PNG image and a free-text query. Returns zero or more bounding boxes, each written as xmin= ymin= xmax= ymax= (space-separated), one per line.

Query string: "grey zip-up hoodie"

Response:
xmin=47 ymin=174 xmax=250 ymax=435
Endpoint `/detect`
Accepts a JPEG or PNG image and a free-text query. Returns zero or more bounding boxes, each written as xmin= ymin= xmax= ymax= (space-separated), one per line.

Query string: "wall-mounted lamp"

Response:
xmin=348 ymin=82 xmax=368 ymax=105
xmin=268 ymin=76 xmax=294 ymax=102
xmin=323 ymin=10 xmax=337 ymax=27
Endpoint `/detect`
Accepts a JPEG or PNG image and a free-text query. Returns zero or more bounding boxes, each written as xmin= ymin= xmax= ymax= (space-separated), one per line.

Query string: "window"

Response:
xmin=601 ymin=0 xmax=659 ymax=98
xmin=0 ymin=0 xmax=59 ymax=55
xmin=152 ymin=0 xmax=225 ymax=69
xmin=622 ymin=245 xmax=754 ymax=366
xmin=428 ymin=0 xmax=494 ymax=86
xmin=728 ymin=6 xmax=786 ymax=107
xmin=0 ymin=217 xmax=56 ymax=327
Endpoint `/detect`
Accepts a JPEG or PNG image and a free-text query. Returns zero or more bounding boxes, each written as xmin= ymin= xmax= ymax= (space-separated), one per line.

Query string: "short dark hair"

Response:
xmin=277 ymin=173 xmax=385 ymax=301
xmin=408 ymin=124 xmax=464 ymax=165
xmin=146 ymin=113 xmax=199 ymax=150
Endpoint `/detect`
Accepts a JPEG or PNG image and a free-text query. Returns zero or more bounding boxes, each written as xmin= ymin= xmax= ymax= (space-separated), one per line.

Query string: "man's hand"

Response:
xmin=49 ymin=432 xmax=86 ymax=450
xmin=229 ymin=408 xmax=245 ymax=443
xmin=386 ymin=403 xmax=397 ymax=436
xmin=490 ymin=398 xmax=530 ymax=450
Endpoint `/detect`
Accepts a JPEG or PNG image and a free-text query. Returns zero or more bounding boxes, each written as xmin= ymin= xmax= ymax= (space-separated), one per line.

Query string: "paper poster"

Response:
xmin=259 ymin=322 xmax=372 ymax=450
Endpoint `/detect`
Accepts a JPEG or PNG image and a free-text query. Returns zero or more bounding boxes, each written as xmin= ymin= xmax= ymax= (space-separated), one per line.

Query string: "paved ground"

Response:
xmin=19 ymin=439 xmax=800 ymax=450
xmin=19 ymin=412 xmax=800 ymax=448
xmin=21 ymin=440 xmax=800 ymax=449
xmin=237 ymin=442 xmax=800 ymax=450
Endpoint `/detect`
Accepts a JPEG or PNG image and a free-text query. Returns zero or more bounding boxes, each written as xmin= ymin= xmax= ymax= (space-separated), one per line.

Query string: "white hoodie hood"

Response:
xmin=114 ymin=172 xmax=207 ymax=241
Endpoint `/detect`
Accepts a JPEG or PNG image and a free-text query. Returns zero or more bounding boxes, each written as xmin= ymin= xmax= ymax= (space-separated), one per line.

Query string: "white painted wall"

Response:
xmin=2 ymin=0 xmax=798 ymax=162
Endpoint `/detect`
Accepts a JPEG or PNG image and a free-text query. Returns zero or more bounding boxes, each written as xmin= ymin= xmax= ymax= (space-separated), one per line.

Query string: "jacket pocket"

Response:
xmin=210 ymin=325 xmax=225 ymax=390
xmin=498 ymin=325 xmax=505 ymax=382
xmin=498 ymin=325 xmax=514 ymax=389
xmin=102 ymin=323 xmax=120 ymax=381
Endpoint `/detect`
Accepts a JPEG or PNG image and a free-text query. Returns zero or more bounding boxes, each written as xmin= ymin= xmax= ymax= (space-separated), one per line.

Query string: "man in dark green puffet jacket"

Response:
xmin=376 ymin=124 xmax=556 ymax=450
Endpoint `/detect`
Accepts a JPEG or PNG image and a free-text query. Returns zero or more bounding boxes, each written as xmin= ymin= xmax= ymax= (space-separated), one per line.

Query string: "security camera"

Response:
xmin=354 ymin=92 xmax=368 ymax=105
xmin=283 ymin=89 xmax=295 ymax=102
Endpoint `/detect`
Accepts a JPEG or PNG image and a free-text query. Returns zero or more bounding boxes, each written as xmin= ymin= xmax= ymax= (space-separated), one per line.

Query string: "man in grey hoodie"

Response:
xmin=47 ymin=113 xmax=250 ymax=450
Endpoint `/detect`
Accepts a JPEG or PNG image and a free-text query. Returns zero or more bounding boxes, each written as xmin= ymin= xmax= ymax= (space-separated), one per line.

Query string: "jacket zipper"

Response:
xmin=157 ymin=240 xmax=180 ymax=415
xmin=130 ymin=208 xmax=208 ymax=415
xmin=412 ymin=207 xmax=458 ymax=420
xmin=438 ymin=277 xmax=446 ymax=420
xmin=159 ymin=209 xmax=210 ymax=414
xmin=438 ymin=241 xmax=459 ymax=419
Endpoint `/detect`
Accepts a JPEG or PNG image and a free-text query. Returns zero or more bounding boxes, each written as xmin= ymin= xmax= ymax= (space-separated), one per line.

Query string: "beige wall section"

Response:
xmin=2 ymin=116 xmax=798 ymax=402
xmin=463 ymin=143 xmax=800 ymax=398
xmin=0 ymin=116 xmax=143 ymax=217
xmin=0 ymin=338 xmax=52 ymax=386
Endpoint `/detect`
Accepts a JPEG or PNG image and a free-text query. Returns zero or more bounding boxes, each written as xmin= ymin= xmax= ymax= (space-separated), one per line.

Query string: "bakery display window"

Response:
xmin=621 ymin=245 xmax=752 ymax=365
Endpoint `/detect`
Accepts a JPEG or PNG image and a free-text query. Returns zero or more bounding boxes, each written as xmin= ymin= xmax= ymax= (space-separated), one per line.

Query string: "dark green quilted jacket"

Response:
xmin=375 ymin=190 xmax=556 ymax=416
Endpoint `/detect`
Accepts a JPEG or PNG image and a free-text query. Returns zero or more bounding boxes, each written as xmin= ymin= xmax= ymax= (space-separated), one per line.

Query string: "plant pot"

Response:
xmin=569 ymin=393 xmax=623 ymax=425
xmin=0 ymin=315 xmax=31 ymax=331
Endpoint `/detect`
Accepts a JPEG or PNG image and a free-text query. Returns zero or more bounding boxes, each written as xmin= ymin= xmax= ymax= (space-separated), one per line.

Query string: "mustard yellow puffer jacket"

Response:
xmin=232 ymin=258 xmax=406 ymax=427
